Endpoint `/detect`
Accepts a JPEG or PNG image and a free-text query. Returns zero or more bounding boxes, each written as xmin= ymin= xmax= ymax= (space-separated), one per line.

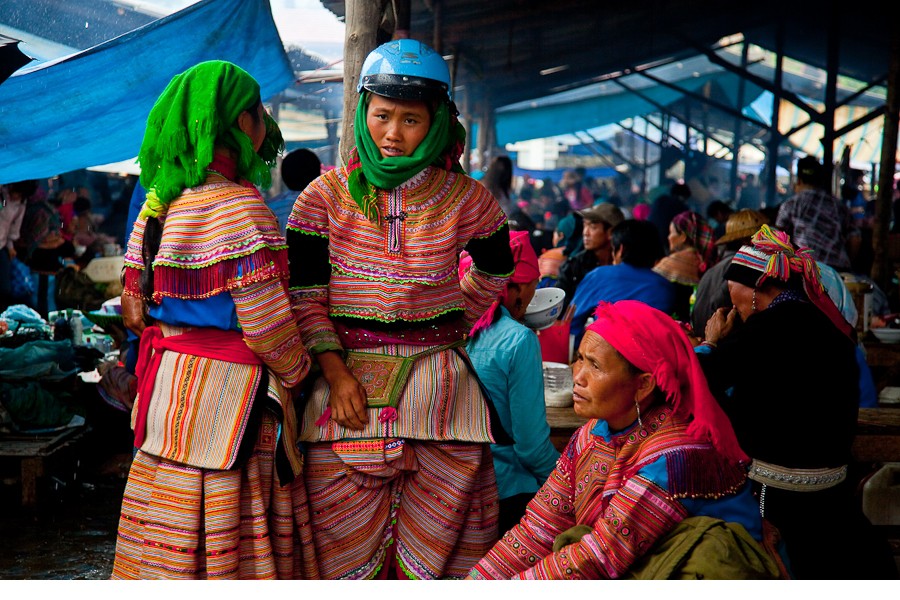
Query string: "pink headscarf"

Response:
xmin=587 ymin=300 xmax=748 ymax=464
xmin=632 ymin=203 xmax=651 ymax=221
xmin=460 ymin=230 xmax=540 ymax=337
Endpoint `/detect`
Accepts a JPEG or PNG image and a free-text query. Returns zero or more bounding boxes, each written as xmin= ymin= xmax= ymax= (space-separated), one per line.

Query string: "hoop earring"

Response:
xmin=752 ymin=289 xmax=758 ymax=313
xmin=634 ymin=399 xmax=643 ymax=430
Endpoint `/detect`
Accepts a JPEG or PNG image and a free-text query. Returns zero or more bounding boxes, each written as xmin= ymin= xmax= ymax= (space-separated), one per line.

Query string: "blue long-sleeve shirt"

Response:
xmin=467 ymin=306 xmax=560 ymax=499
xmin=570 ymin=263 xmax=676 ymax=348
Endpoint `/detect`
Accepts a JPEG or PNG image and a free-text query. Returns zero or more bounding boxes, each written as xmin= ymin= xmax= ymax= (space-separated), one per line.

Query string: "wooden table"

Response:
xmin=0 ymin=426 xmax=89 ymax=507
xmin=862 ymin=336 xmax=900 ymax=394
xmin=546 ymin=406 xmax=900 ymax=463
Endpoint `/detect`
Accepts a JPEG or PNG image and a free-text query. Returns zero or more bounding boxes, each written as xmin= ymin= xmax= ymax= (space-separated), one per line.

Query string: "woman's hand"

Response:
xmin=704 ymin=306 xmax=738 ymax=346
xmin=121 ymin=294 xmax=147 ymax=336
xmin=317 ymin=351 xmax=369 ymax=430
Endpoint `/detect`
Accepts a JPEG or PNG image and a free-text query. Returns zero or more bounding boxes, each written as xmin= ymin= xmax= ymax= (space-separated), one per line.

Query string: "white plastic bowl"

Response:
xmin=542 ymin=361 xmax=573 ymax=407
xmin=523 ymin=288 xmax=566 ymax=330
xmin=871 ymin=328 xmax=900 ymax=344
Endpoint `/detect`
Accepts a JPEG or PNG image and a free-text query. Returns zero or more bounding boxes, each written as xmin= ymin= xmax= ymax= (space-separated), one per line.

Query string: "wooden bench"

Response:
xmin=0 ymin=426 xmax=89 ymax=507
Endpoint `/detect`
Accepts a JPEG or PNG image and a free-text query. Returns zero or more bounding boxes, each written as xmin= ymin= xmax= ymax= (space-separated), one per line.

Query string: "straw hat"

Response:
xmin=715 ymin=209 xmax=770 ymax=245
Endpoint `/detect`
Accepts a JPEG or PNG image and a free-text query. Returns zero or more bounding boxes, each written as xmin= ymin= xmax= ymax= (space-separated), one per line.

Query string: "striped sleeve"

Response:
xmin=122 ymin=214 xmax=147 ymax=298
xmin=458 ymin=182 xmax=513 ymax=330
xmin=231 ymin=277 xmax=311 ymax=388
xmin=286 ymin=177 xmax=342 ymax=354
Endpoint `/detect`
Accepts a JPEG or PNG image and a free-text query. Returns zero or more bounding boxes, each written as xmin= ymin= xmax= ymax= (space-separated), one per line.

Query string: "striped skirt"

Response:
xmin=303 ymin=438 xmax=498 ymax=579
xmin=111 ymin=411 xmax=319 ymax=579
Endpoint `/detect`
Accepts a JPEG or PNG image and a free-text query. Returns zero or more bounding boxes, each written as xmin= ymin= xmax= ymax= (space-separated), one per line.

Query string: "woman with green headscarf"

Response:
xmin=112 ymin=60 xmax=318 ymax=579
xmin=285 ymin=40 xmax=514 ymax=579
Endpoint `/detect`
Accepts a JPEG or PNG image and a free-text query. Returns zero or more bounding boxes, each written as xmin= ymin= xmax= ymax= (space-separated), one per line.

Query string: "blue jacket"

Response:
xmin=466 ymin=306 xmax=560 ymax=499
xmin=570 ymin=263 xmax=676 ymax=347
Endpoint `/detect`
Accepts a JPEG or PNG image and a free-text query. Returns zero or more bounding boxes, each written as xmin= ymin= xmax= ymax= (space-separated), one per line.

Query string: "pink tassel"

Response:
xmin=469 ymin=300 xmax=499 ymax=338
xmin=378 ymin=406 xmax=398 ymax=424
xmin=315 ymin=407 xmax=332 ymax=427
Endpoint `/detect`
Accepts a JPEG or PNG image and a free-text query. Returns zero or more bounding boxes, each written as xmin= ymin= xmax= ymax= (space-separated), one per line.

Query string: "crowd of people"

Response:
xmin=2 ymin=39 xmax=898 ymax=581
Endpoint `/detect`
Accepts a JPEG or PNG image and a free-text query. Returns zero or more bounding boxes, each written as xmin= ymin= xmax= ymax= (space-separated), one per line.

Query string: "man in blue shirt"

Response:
xmin=570 ymin=219 xmax=676 ymax=348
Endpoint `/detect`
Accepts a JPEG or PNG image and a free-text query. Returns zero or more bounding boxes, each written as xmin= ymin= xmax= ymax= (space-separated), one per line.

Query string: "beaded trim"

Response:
xmin=748 ymin=458 xmax=846 ymax=492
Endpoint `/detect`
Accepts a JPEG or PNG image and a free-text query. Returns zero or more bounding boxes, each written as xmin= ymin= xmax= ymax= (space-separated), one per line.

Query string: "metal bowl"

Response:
xmin=523 ymin=288 xmax=566 ymax=330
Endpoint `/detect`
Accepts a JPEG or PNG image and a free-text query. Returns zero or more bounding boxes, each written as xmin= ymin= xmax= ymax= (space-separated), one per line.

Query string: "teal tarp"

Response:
xmin=495 ymin=71 xmax=766 ymax=146
xmin=0 ymin=0 xmax=294 ymax=183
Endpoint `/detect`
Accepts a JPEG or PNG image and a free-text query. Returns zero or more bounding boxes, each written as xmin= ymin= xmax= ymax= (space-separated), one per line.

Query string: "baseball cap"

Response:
xmin=577 ymin=202 xmax=625 ymax=227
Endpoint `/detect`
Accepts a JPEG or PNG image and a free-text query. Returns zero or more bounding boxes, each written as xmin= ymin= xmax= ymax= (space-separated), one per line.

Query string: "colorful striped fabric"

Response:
xmin=136 ymin=324 xmax=266 ymax=471
xmin=285 ymin=165 xmax=508 ymax=352
xmin=112 ymin=411 xmax=319 ymax=579
xmin=114 ymin=173 xmax=316 ymax=579
xmin=469 ymin=404 xmax=749 ymax=579
xmin=124 ymin=174 xmax=289 ymax=303
xmin=302 ymin=439 xmax=498 ymax=579
xmin=652 ymin=247 xmax=705 ymax=286
xmin=298 ymin=342 xmax=494 ymax=443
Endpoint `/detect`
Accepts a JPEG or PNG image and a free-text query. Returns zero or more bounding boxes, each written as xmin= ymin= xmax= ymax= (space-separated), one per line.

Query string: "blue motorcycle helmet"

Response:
xmin=357 ymin=39 xmax=452 ymax=103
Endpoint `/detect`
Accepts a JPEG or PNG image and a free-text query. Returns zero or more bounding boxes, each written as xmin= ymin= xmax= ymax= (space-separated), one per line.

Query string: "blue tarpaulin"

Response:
xmin=0 ymin=0 xmax=294 ymax=183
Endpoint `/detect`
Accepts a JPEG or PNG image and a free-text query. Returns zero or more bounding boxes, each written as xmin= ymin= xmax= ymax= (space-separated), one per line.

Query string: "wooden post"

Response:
xmin=339 ymin=0 xmax=388 ymax=167
xmin=822 ymin=12 xmax=840 ymax=184
xmin=871 ymin=33 xmax=900 ymax=290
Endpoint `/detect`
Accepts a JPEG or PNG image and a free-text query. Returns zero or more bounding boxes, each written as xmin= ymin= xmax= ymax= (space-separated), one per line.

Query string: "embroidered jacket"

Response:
xmin=469 ymin=404 xmax=753 ymax=579
xmin=285 ymin=165 xmax=511 ymax=354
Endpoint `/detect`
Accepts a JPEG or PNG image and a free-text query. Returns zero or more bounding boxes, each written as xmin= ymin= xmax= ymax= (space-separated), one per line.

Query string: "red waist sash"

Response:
xmin=133 ymin=325 xmax=262 ymax=448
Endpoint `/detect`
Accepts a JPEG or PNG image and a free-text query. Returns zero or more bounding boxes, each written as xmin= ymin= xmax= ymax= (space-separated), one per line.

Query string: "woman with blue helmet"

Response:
xmin=285 ymin=39 xmax=514 ymax=579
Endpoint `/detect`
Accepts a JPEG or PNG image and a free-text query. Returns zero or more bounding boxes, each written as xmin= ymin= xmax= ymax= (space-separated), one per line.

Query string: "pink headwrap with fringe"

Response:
xmin=587 ymin=300 xmax=749 ymax=464
xmin=460 ymin=230 xmax=540 ymax=337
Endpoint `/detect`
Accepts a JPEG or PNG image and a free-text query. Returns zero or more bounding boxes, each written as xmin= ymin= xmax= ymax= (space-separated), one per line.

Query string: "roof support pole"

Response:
xmin=871 ymin=33 xmax=900 ymax=290
xmin=764 ymin=21 xmax=784 ymax=207
xmin=822 ymin=10 xmax=840 ymax=181
xmin=339 ymin=0 xmax=388 ymax=167
xmin=730 ymin=41 xmax=749 ymax=202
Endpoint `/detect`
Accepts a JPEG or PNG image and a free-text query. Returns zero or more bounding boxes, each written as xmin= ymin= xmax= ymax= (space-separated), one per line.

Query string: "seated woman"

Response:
xmin=698 ymin=225 xmax=897 ymax=579
xmin=463 ymin=230 xmax=561 ymax=537
xmin=652 ymin=210 xmax=717 ymax=323
xmin=468 ymin=300 xmax=773 ymax=580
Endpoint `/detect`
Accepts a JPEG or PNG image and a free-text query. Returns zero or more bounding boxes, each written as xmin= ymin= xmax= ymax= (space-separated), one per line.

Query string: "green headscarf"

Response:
xmin=137 ymin=60 xmax=284 ymax=218
xmin=347 ymin=92 xmax=466 ymax=222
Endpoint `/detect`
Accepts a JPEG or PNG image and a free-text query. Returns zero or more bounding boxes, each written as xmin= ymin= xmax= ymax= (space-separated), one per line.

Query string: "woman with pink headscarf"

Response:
xmin=462 ymin=230 xmax=561 ymax=537
xmin=468 ymin=300 xmax=777 ymax=579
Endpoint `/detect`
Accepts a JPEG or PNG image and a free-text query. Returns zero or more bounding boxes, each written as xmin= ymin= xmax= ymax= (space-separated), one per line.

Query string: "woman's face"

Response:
xmin=667 ymin=222 xmax=687 ymax=252
xmin=572 ymin=331 xmax=649 ymax=428
xmin=238 ymin=102 xmax=268 ymax=152
xmin=366 ymin=94 xmax=432 ymax=158
xmin=728 ymin=279 xmax=755 ymax=321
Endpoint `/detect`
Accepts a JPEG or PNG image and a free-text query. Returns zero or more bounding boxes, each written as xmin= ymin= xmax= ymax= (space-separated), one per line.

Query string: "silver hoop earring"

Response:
xmin=634 ymin=399 xmax=643 ymax=430
xmin=752 ymin=289 xmax=758 ymax=313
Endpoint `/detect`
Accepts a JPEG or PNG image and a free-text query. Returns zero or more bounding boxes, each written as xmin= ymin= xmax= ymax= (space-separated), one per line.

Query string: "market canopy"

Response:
xmin=494 ymin=57 xmax=767 ymax=146
xmin=0 ymin=0 xmax=294 ymax=184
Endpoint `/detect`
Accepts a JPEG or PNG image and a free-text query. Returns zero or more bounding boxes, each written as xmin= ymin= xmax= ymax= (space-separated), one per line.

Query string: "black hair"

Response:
xmin=670 ymin=182 xmax=692 ymax=199
xmin=706 ymin=200 xmax=732 ymax=221
xmin=610 ymin=219 xmax=664 ymax=268
xmin=281 ymin=148 xmax=322 ymax=191
xmin=140 ymin=216 xmax=163 ymax=304
xmin=74 ymin=196 xmax=91 ymax=215
xmin=482 ymin=156 xmax=513 ymax=198
xmin=6 ymin=179 xmax=38 ymax=199
xmin=796 ymin=155 xmax=825 ymax=189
